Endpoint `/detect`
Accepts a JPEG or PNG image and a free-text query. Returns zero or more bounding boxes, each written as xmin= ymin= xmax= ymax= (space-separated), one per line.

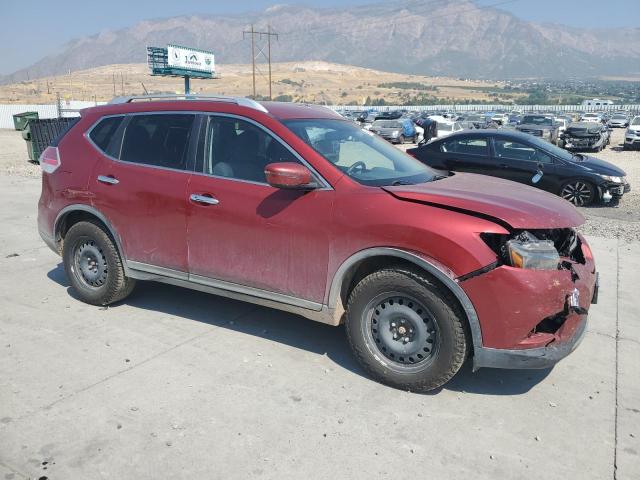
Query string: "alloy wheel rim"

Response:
xmin=74 ymin=240 xmax=108 ymax=287
xmin=561 ymin=182 xmax=592 ymax=206
xmin=365 ymin=293 xmax=439 ymax=369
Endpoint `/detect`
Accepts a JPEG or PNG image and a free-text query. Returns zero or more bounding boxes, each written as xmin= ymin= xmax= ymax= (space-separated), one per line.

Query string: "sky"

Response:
xmin=1 ymin=0 xmax=638 ymax=75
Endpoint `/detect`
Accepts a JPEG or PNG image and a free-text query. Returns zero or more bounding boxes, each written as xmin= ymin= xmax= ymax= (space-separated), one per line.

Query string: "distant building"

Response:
xmin=582 ymin=98 xmax=614 ymax=106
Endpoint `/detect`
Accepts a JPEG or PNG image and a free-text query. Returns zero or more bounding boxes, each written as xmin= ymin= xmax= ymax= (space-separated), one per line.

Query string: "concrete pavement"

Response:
xmin=0 ymin=174 xmax=638 ymax=480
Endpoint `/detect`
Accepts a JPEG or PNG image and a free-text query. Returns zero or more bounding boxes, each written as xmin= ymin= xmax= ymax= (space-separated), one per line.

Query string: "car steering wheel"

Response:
xmin=346 ymin=161 xmax=366 ymax=175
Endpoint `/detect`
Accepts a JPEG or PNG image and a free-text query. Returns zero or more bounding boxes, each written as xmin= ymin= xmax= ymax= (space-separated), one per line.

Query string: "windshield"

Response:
xmin=612 ymin=114 xmax=626 ymax=120
xmin=283 ymin=119 xmax=437 ymax=186
xmin=522 ymin=115 xmax=553 ymax=126
xmin=631 ymin=117 xmax=640 ymax=126
xmin=372 ymin=120 xmax=401 ymax=128
xmin=438 ymin=123 xmax=454 ymax=131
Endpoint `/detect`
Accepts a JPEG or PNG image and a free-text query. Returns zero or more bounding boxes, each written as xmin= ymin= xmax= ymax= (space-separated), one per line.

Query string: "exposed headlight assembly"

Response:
xmin=506 ymin=231 xmax=560 ymax=270
xmin=600 ymin=175 xmax=623 ymax=183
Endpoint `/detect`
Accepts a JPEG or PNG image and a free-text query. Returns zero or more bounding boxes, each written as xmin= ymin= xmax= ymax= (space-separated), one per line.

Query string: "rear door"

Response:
xmin=88 ymin=112 xmax=197 ymax=272
xmin=437 ymin=136 xmax=495 ymax=174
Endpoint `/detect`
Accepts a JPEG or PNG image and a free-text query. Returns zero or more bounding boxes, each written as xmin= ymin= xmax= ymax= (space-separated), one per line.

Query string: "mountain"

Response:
xmin=2 ymin=0 xmax=639 ymax=83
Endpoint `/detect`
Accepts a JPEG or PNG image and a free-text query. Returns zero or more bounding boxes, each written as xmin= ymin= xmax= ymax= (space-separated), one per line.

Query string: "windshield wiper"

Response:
xmin=391 ymin=180 xmax=414 ymax=186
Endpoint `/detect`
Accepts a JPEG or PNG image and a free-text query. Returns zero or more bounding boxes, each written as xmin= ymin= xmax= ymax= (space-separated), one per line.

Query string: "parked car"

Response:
xmin=375 ymin=110 xmax=403 ymax=121
xmin=460 ymin=114 xmax=490 ymax=129
xmin=515 ymin=115 xmax=560 ymax=144
xmin=559 ymin=122 xmax=610 ymax=152
xmin=490 ymin=113 xmax=509 ymax=126
xmin=580 ymin=112 xmax=605 ymax=124
xmin=553 ymin=117 xmax=569 ymax=136
xmin=436 ymin=121 xmax=463 ymax=138
xmin=38 ymin=94 xmax=598 ymax=392
xmin=406 ymin=129 xmax=629 ymax=206
xmin=370 ymin=118 xmax=417 ymax=144
xmin=624 ymin=116 xmax=640 ymax=150
xmin=608 ymin=113 xmax=629 ymax=128
xmin=357 ymin=111 xmax=378 ymax=129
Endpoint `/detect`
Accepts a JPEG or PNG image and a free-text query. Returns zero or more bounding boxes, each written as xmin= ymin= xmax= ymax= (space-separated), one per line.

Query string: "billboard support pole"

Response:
xmin=185 ymin=76 xmax=190 ymax=95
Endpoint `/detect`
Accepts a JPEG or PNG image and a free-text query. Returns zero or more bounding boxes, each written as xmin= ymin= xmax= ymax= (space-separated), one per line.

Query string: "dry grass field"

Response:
xmin=0 ymin=61 xmax=515 ymax=105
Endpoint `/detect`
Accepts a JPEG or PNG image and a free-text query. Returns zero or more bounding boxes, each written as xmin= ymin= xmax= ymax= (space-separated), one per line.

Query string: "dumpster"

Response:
xmin=12 ymin=111 xmax=39 ymax=131
xmin=24 ymin=117 xmax=80 ymax=163
xmin=21 ymin=124 xmax=36 ymax=161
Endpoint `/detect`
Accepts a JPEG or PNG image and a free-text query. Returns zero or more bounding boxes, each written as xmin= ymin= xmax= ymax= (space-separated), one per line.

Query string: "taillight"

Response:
xmin=39 ymin=146 xmax=60 ymax=174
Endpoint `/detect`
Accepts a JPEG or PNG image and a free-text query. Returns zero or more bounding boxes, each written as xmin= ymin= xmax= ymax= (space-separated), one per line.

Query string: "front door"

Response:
xmin=186 ymin=114 xmax=333 ymax=304
xmin=491 ymin=138 xmax=556 ymax=191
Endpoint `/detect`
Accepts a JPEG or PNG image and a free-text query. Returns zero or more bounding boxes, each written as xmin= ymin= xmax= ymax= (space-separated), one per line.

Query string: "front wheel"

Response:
xmin=345 ymin=268 xmax=468 ymax=392
xmin=398 ymin=135 xmax=405 ymax=144
xmin=560 ymin=180 xmax=596 ymax=206
xmin=62 ymin=220 xmax=136 ymax=306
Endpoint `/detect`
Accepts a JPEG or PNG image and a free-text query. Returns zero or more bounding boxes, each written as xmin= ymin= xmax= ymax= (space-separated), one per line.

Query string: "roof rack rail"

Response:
xmin=108 ymin=94 xmax=268 ymax=113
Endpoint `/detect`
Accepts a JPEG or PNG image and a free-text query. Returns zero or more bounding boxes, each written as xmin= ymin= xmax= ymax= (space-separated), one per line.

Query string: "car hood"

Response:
xmin=517 ymin=123 xmax=554 ymax=130
xmin=571 ymin=155 xmax=626 ymax=176
xmin=382 ymin=173 xmax=585 ymax=229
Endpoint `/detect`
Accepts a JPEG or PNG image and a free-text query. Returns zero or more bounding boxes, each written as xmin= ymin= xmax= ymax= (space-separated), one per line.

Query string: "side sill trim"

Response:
xmin=126 ymin=261 xmax=330 ymax=322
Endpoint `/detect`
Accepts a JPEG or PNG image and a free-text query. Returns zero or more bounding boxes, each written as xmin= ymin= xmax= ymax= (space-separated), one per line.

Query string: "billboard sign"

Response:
xmin=167 ymin=44 xmax=215 ymax=74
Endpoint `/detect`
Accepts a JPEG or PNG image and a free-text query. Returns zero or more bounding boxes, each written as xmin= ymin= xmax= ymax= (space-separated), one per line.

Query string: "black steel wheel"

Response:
xmin=73 ymin=240 xmax=108 ymax=288
xmin=366 ymin=293 xmax=439 ymax=371
xmin=345 ymin=267 xmax=468 ymax=392
xmin=63 ymin=220 xmax=136 ymax=306
xmin=560 ymin=180 xmax=595 ymax=206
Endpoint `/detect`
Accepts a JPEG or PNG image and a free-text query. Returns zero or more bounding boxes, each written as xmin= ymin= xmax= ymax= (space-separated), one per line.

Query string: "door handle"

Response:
xmin=190 ymin=193 xmax=219 ymax=205
xmin=97 ymin=175 xmax=119 ymax=185
xmin=499 ymin=163 xmax=509 ymax=168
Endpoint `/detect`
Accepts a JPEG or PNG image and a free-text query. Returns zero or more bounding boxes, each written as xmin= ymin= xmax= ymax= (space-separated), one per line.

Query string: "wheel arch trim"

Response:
xmin=327 ymin=247 xmax=483 ymax=350
xmin=54 ymin=204 xmax=129 ymax=274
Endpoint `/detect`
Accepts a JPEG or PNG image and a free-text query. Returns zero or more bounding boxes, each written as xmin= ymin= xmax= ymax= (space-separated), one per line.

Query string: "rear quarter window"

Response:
xmin=89 ymin=116 xmax=124 ymax=154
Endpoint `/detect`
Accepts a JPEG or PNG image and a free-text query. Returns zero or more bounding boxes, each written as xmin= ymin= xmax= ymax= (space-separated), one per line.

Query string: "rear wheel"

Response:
xmin=398 ymin=134 xmax=405 ymax=144
xmin=560 ymin=180 xmax=596 ymax=206
xmin=345 ymin=268 xmax=468 ymax=392
xmin=62 ymin=220 xmax=136 ymax=306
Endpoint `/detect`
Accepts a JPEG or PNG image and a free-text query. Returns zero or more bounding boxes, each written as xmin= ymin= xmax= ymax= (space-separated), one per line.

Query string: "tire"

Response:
xmin=398 ymin=135 xmax=405 ymax=144
xmin=62 ymin=220 xmax=136 ymax=306
xmin=560 ymin=180 xmax=596 ymax=206
xmin=345 ymin=268 xmax=468 ymax=392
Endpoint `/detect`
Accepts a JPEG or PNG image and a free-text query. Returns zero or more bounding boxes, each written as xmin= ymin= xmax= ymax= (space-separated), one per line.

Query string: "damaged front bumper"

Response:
xmin=473 ymin=311 xmax=588 ymax=369
xmin=461 ymin=235 xmax=597 ymax=370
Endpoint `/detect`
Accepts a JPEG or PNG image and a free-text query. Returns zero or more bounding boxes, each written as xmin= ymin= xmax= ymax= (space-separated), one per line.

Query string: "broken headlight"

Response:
xmin=506 ymin=231 xmax=560 ymax=270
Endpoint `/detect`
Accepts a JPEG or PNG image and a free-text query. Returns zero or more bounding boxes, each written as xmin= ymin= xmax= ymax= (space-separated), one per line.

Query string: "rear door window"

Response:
xmin=441 ymin=138 xmax=488 ymax=156
xmin=120 ymin=114 xmax=196 ymax=170
xmin=89 ymin=116 xmax=124 ymax=154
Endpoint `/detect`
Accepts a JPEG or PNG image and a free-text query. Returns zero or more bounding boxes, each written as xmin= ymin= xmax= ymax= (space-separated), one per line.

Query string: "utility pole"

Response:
xmin=268 ymin=24 xmax=273 ymax=100
xmin=243 ymin=24 xmax=278 ymax=100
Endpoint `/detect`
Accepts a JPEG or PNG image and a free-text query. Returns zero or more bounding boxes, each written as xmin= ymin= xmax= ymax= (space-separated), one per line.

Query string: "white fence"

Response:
xmin=329 ymin=104 xmax=640 ymax=113
xmin=0 ymin=101 xmax=105 ymax=129
xmin=2 ymin=102 xmax=639 ymax=129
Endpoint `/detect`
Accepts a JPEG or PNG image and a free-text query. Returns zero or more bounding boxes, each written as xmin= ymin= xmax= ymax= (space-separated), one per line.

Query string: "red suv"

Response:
xmin=38 ymin=95 xmax=598 ymax=391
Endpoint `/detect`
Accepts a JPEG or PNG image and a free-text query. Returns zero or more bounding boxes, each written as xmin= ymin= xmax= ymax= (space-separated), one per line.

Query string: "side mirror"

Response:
xmin=265 ymin=162 xmax=316 ymax=190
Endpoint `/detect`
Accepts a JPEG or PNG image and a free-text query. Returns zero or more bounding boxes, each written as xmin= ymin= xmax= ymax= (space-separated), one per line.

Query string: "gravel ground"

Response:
xmin=2 ymin=126 xmax=638 ymax=240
